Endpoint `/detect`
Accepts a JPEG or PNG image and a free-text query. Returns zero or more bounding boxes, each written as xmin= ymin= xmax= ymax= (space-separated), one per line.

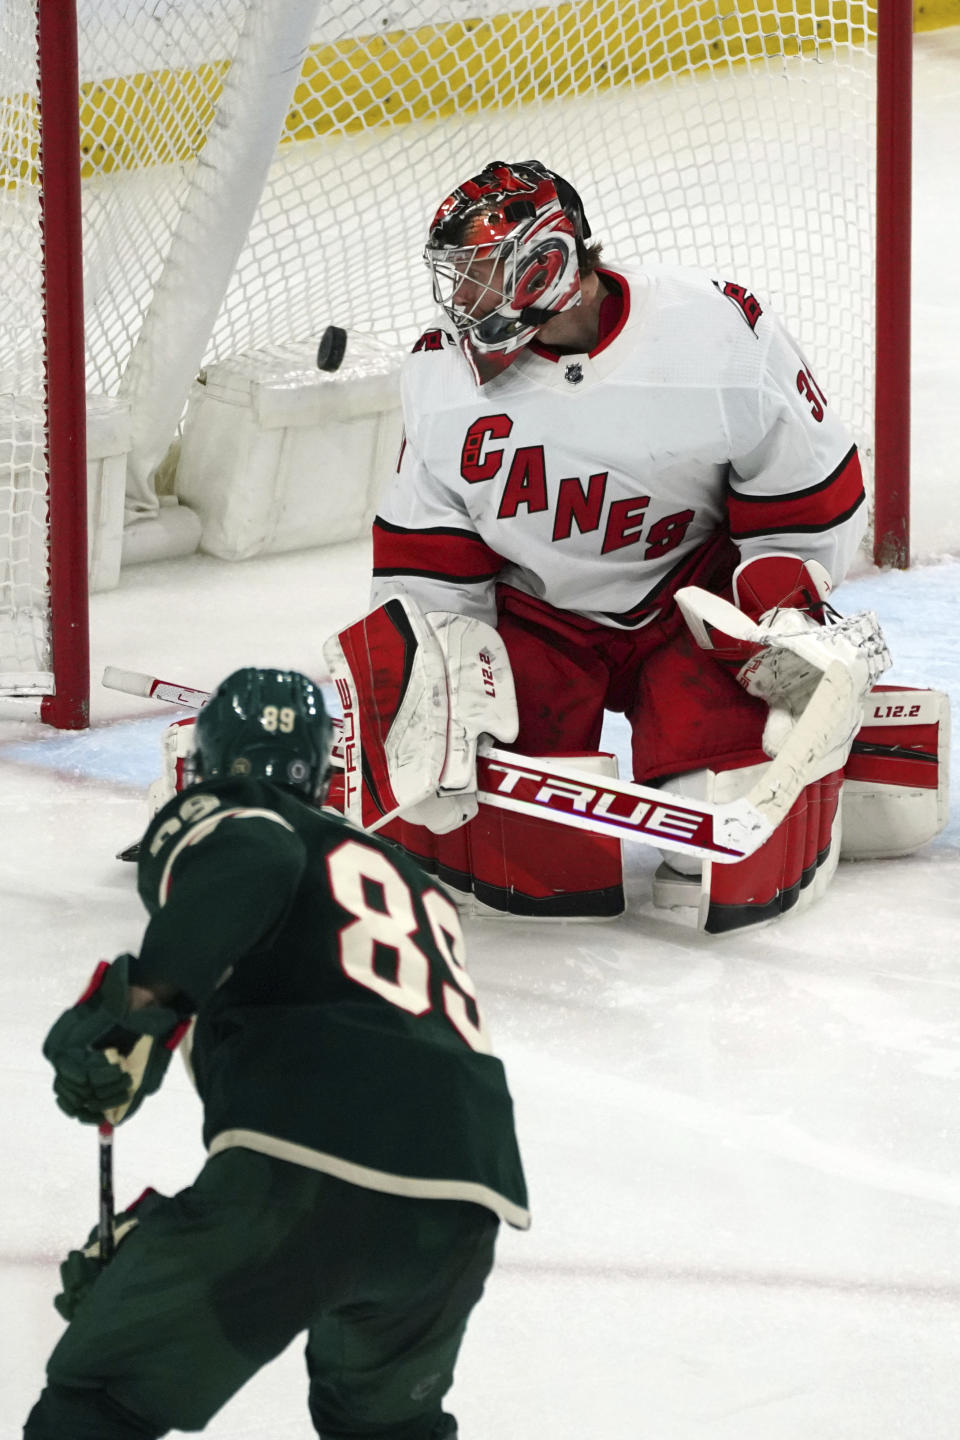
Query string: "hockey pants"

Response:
xmin=24 ymin=1147 xmax=497 ymax=1439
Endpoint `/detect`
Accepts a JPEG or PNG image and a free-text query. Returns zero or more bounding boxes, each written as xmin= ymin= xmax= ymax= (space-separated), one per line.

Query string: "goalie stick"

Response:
xmin=101 ymin=661 xmax=855 ymax=864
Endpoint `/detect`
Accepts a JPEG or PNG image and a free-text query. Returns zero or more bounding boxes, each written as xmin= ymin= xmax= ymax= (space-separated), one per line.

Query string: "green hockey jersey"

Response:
xmin=131 ymin=777 xmax=529 ymax=1228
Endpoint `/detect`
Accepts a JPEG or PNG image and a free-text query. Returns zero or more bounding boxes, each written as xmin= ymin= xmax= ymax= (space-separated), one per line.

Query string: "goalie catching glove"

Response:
xmin=677 ymin=555 xmax=891 ymax=767
xmin=43 ymin=956 xmax=190 ymax=1126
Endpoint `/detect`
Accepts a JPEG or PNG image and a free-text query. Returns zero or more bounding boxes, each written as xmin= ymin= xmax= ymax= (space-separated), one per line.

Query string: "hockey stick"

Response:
xmin=476 ymin=658 xmax=853 ymax=860
xmin=102 ymin=666 xmax=212 ymax=711
xmin=98 ymin=1122 xmax=115 ymax=1266
xmin=102 ymin=661 xmax=856 ymax=863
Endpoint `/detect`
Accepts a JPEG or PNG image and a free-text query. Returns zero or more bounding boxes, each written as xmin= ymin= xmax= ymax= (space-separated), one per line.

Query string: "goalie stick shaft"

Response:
xmin=103 ymin=660 xmax=855 ymax=863
xmin=474 ymin=659 xmax=854 ymax=861
xmin=475 ymin=749 xmax=751 ymax=858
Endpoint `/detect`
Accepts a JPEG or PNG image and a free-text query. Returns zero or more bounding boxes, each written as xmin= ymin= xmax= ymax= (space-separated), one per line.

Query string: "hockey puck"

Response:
xmin=317 ymin=325 xmax=347 ymax=372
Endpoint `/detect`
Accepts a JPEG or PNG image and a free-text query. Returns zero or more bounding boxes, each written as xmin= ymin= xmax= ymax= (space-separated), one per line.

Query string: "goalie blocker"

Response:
xmin=321 ymin=596 xmax=624 ymax=918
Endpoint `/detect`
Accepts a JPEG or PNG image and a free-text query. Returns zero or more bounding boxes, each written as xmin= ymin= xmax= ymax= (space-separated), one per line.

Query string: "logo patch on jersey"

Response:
xmin=714 ymin=280 xmax=763 ymax=332
xmin=411 ymin=328 xmax=452 ymax=353
xmin=564 ymin=362 xmax=584 ymax=385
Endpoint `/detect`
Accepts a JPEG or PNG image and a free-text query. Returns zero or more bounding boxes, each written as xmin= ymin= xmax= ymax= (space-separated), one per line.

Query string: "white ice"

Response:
xmin=3 ymin=29 xmax=960 ymax=1440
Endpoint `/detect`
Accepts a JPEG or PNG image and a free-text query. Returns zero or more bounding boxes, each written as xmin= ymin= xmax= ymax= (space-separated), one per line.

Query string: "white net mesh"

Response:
xmin=1 ymin=0 xmax=880 ymax=700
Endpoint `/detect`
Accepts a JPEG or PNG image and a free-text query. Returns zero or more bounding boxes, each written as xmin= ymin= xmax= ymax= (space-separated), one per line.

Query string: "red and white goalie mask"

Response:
xmin=424 ymin=159 xmax=591 ymax=383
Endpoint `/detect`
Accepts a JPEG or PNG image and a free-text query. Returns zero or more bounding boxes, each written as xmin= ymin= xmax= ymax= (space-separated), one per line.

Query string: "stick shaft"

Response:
xmin=98 ymin=1123 xmax=115 ymax=1265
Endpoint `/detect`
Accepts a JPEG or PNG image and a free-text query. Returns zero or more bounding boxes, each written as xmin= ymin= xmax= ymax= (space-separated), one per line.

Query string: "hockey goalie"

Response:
xmin=315 ymin=158 xmax=948 ymax=933
xmin=133 ymin=159 xmax=948 ymax=933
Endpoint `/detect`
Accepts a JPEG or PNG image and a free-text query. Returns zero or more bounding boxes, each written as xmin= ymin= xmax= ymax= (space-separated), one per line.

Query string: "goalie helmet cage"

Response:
xmin=0 ymin=0 xmax=912 ymax=729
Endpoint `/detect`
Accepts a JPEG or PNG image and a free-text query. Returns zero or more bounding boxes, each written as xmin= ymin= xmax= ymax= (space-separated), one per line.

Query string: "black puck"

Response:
xmin=317 ymin=325 xmax=347 ymax=372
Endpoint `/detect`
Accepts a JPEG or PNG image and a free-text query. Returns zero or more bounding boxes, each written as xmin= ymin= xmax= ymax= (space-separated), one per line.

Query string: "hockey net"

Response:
xmin=1 ymin=0 xmax=896 ymax=725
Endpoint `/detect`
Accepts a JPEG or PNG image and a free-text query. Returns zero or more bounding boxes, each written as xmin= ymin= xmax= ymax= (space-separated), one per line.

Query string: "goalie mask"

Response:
xmin=194 ymin=667 xmax=333 ymax=800
xmin=424 ymin=159 xmax=591 ymax=383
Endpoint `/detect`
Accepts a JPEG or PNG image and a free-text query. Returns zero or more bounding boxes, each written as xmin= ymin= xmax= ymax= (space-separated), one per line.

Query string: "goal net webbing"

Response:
xmin=0 ymin=0 xmax=880 ymax=708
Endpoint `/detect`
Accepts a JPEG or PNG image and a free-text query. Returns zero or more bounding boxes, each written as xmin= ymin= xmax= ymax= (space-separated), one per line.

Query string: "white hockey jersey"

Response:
xmin=371 ymin=266 xmax=866 ymax=628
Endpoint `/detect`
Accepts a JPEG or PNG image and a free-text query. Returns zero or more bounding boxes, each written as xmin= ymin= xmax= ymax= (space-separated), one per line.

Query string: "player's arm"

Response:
xmin=371 ymin=416 xmax=504 ymax=625
xmin=130 ymin=794 xmax=307 ymax=1009
xmin=727 ymin=313 xmax=867 ymax=590
xmin=705 ymin=314 xmax=880 ymax=718
xmin=42 ymin=795 xmax=307 ymax=1126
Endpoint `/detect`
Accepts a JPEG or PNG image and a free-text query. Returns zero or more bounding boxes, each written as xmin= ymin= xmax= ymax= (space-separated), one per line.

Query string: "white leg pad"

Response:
xmin=840 ymin=686 xmax=949 ymax=858
xmin=146 ymin=715 xmax=197 ymax=817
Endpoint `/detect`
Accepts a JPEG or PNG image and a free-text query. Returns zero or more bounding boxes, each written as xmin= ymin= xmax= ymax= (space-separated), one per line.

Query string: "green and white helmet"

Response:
xmin=194 ymin=667 xmax=333 ymax=800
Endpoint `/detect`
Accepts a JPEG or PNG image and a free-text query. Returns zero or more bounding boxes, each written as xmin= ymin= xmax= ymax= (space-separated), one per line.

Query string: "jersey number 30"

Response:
xmin=327 ymin=840 xmax=490 ymax=1053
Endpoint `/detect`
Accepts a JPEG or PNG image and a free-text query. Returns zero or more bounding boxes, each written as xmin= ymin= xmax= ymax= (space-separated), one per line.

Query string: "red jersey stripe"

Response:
xmin=727 ymin=446 xmax=865 ymax=539
xmin=373 ymin=517 xmax=503 ymax=583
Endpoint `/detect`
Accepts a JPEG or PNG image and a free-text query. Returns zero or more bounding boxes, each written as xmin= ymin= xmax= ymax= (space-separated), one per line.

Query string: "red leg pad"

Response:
xmin=704 ymin=770 xmax=842 ymax=934
xmin=374 ymin=758 xmax=625 ymax=918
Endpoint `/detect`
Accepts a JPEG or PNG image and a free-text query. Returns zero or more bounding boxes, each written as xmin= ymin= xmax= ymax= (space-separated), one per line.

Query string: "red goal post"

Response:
xmin=0 ymin=0 xmax=88 ymax=728
xmin=0 ymin=0 xmax=912 ymax=728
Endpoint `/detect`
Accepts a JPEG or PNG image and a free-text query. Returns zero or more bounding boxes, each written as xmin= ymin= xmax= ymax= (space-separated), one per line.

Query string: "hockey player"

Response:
xmin=27 ymin=667 xmax=528 ymax=1440
xmin=328 ymin=158 xmax=904 ymax=931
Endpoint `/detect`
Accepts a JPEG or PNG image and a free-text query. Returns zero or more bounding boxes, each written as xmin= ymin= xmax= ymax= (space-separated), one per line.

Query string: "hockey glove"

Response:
xmin=678 ymin=565 xmax=891 ymax=765
xmin=727 ymin=558 xmax=889 ymax=757
xmin=678 ymin=554 xmax=834 ymax=667
xmin=43 ymin=956 xmax=190 ymax=1127
xmin=54 ymin=1187 xmax=166 ymax=1321
xmin=735 ymin=605 xmax=890 ymax=757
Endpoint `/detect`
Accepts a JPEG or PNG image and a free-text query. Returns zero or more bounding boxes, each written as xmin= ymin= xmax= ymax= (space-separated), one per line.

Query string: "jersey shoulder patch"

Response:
xmin=411 ymin=326 xmax=455 ymax=354
xmin=711 ymin=277 xmax=764 ymax=333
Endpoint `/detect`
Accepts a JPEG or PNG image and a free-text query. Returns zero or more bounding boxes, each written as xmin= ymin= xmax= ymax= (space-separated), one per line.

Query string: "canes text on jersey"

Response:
xmin=460 ymin=414 xmax=695 ymax=559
